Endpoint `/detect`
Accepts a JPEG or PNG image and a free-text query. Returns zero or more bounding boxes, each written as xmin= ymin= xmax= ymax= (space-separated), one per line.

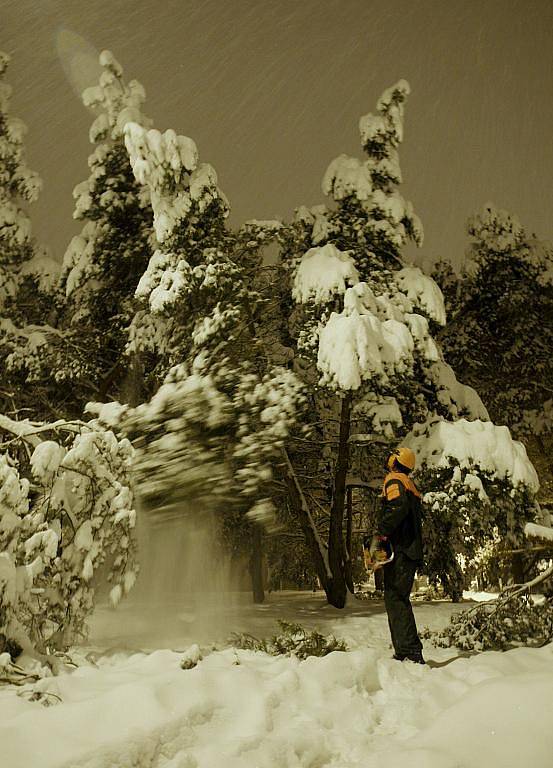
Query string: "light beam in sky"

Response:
xmin=5 ymin=0 xmax=552 ymax=266
xmin=55 ymin=28 xmax=102 ymax=102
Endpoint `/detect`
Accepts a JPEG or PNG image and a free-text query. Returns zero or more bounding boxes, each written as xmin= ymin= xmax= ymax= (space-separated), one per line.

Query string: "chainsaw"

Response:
xmin=362 ymin=535 xmax=394 ymax=571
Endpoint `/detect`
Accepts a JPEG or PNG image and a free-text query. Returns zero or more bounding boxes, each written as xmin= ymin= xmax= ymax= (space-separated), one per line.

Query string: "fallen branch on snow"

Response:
xmin=422 ymin=525 xmax=553 ymax=651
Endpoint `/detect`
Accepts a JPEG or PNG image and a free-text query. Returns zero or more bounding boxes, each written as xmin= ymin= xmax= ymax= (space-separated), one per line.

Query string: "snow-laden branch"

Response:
xmin=524 ymin=522 xmax=553 ymax=543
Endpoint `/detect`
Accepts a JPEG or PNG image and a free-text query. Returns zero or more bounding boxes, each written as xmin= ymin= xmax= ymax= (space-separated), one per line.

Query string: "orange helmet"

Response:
xmin=387 ymin=446 xmax=416 ymax=471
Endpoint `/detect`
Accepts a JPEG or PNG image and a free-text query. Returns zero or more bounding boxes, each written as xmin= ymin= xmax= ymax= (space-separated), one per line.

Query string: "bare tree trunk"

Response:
xmin=119 ymin=351 xmax=148 ymax=407
xmin=510 ymin=551 xmax=526 ymax=585
xmin=98 ymin=355 xmax=126 ymax=402
xmin=281 ymin=392 xmax=353 ymax=608
xmin=344 ymin=486 xmax=355 ymax=594
xmin=281 ymin=448 xmax=332 ymax=590
xmin=327 ymin=393 xmax=352 ymax=608
xmin=535 ymin=433 xmax=553 ymax=479
xmin=249 ymin=524 xmax=265 ymax=604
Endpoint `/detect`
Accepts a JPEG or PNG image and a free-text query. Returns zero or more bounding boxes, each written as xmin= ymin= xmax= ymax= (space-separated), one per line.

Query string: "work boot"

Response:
xmin=404 ymin=652 xmax=425 ymax=664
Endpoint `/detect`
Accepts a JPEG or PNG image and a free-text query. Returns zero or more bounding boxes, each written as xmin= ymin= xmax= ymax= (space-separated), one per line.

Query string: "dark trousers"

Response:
xmin=383 ymin=552 xmax=422 ymax=657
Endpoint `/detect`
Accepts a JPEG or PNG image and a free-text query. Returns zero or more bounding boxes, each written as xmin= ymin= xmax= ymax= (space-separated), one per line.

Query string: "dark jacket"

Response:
xmin=377 ymin=471 xmax=423 ymax=564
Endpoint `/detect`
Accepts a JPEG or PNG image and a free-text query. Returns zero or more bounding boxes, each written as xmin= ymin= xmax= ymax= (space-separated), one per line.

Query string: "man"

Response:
xmin=373 ymin=446 xmax=424 ymax=664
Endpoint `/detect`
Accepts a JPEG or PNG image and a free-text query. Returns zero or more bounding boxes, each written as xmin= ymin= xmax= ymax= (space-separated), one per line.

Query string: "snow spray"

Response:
xmin=91 ymin=501 xmax=243 ymax=650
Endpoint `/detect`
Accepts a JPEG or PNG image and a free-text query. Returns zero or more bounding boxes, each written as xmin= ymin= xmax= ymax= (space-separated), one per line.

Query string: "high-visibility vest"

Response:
xmin=382 ymin=471 xmax=421 ymax=501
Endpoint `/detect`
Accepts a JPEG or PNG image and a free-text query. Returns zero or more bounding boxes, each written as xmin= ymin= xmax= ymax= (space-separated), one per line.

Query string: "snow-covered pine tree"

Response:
xmin=117 ymin=122 xmax=304 ymax=601
xmin=431 ymin=205 xmax=553 ymax=586
xmin=0 ymin=51 xmax=61 ymax=418
xmin=55 ymin=51 xmax=154 ymax=411
xmin=0 ymin=52 xmax=137 ymax=665
xmin=409 ymin=419 xmax=540 ymax=599
xmin=0 ymin=51 xmax=40 ymax=268
xmin=435 ymin=204 xmax=553 ymax=485
xmin=0 ymin=411 xmax=137 ymax=658
xmin=276 ymin=82 xmax=539 ymax=605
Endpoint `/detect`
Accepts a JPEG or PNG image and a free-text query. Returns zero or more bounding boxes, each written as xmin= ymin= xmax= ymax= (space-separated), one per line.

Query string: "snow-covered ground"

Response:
xmin=1 ymin=591 xmax=552 ymax=768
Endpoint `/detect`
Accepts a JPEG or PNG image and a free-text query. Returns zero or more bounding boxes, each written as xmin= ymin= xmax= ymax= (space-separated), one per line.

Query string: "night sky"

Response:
xmin=5 ymin=0 xmax=553 ymax=269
